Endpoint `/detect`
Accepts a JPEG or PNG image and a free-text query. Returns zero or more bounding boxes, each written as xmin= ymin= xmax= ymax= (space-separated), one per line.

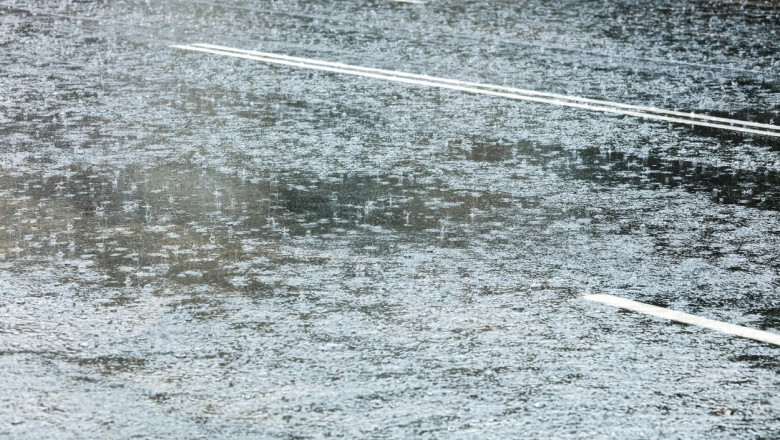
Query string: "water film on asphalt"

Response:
xmin=1 ymin=0 xmax=780 ymax=437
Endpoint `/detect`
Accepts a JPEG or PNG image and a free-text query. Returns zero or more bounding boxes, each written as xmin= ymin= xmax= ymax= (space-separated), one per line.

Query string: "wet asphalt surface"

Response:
xmin=2 ymin=0 xmax=780 ymax=438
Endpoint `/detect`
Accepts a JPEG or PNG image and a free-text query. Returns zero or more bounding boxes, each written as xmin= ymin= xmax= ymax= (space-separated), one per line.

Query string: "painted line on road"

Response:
xmin=171 ymin=44 xmax=780 ymax=137
xmin=585 ymin=293 xmax=780 ymax=346
xmin=192 ymin=43 xmax=780 ymax=133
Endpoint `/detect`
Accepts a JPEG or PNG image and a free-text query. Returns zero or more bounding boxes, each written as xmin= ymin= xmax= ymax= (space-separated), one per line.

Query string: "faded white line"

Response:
xmin=585 ymin=293 xmax=780 ymax=346
xmin=390 ymin=0 xmax=427 ymax=3
xmin=171 ymin=44 xmax=780 ymax=138
xmin=191 ymin=43 xmax=780 ymax=134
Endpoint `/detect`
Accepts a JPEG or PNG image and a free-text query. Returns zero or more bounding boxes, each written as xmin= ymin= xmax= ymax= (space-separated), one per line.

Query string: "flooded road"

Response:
xmin=2 ymin=0 xmax=780 ymax=437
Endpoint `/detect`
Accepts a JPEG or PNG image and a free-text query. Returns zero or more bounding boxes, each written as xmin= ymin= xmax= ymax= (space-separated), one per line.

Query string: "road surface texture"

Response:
xmin=1 ymin=0 xmax=780 ymax=438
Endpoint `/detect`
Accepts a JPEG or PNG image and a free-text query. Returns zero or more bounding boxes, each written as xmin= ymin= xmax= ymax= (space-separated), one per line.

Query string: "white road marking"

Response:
xmin=390 ymin=0 xmax=427 ymax=3
xmin=171 ymin=44 xmax=780 ymax=138
xmin=585 ymin=293 xmax=780 ymax=346
xmin=193 ymin=43 xmax=780 ymax=133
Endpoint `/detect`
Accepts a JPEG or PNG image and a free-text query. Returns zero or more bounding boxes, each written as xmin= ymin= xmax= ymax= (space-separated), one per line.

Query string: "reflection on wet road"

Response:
xmin=1 ymin=0 xmax=780 ymax=437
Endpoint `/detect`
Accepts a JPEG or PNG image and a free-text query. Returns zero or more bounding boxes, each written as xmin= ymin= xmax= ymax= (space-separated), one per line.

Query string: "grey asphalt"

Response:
xmin=1 ymin=0 xmax=780 ymax=438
